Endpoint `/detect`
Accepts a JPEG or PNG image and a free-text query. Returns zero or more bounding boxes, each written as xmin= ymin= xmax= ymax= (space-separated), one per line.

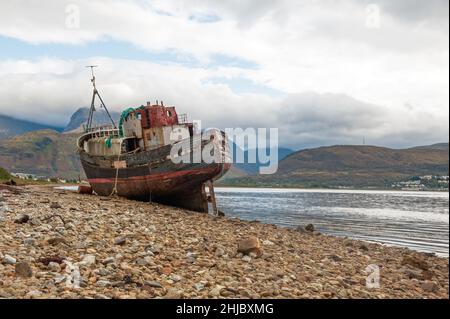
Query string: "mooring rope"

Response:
xmin=148 ymin=162 xmax=152 ymax=203
xmin=110 ymin=141 xmax=123 ymax=196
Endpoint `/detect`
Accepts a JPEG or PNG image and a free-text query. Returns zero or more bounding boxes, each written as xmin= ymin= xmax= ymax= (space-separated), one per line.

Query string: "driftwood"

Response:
xmin=41 ymin=214 xmax=67 ymax=226
xmin=38 ymin=256 xmax=65 ymax=266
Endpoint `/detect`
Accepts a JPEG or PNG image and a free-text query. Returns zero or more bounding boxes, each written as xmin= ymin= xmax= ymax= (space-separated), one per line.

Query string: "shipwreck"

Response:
xmin=77 ymin=66 xmax=230 ymax=213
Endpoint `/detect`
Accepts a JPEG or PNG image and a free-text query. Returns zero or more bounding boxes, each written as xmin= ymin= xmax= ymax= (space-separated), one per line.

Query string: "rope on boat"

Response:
xmin=148 ymin=162 xmax=152 ymax=203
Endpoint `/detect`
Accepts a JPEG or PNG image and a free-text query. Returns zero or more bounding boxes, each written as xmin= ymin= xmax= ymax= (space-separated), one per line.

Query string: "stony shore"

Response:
xmin=0 ymin=185 xmax=448 ymax=299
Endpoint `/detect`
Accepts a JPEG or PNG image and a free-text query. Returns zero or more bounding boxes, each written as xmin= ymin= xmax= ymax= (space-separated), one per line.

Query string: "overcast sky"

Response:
xmin=0 ymin=0 xmax=448 ymax=149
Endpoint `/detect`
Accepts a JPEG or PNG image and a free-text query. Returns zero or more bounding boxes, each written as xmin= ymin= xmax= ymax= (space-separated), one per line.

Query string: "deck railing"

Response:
xmin=77 ymin=126 xmax=120 ymax=148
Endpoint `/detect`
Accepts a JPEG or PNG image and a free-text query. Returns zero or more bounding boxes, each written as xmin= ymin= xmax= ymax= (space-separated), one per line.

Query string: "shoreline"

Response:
xmin=215 ymin=184 xmax=450 ymax=193
xmin=0 ymin=185 xmax=448 ymax=299
xmin=9 ymin=180 xmax=449 ymax=193
xmin=214 ymin=186 xmax=449 ymax=195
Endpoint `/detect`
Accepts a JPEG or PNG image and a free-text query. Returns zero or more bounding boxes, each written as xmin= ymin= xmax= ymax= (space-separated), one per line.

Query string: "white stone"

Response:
xmin=210 ymin=285 xmax=225 ymax=297
xmin=194 ymin=282 xmax=205 ymax=291
xmin=215 ymin=247 xmax=225 ymax=257
xmin=0 ymin=203 xmax=11 ymax=213
xmin=26 ymin=290 xmax=42 ymax=299
xmin=23 ymin=238 xmax=35 ymax=246
xmin=97 ymin=268 xmax=109 ymax=276
xmin=96 ymin=280 xmax=111 ymax=287
xmin=81 ymin=254 xmax=96 ymax=266
xmin=54 ymin=275 xmax=66 ymax=284
xmin=48 ymin=262 xmax=61 ymax=272
xmin=170 ymin=274 xmax=182 ymax=282
xmin=136 ymin=258 xmax=148 ymax=266
xmin=3 ymin=255 xmax=16 ymax=265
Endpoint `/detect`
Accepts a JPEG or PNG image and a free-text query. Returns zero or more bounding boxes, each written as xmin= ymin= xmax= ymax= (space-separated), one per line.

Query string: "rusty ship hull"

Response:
xmin=79 ymin=137 xmax=230 ymax=212
xmin=77 ymin=73 xmax=230 ymax=213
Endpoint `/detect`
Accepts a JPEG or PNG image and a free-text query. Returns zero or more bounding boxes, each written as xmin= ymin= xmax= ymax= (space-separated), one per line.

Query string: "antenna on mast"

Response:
xmin=87 ymin=65 xmax=98 ymax=90
xmin=85 ymin=65 xmax=117 ymax=131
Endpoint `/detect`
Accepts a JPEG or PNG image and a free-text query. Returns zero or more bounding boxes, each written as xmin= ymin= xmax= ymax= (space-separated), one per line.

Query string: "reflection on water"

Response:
xmin=215 ymin=188 xmax=449 ymax=257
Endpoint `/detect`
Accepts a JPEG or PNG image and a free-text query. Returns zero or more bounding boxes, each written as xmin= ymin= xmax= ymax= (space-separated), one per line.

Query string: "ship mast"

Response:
xmin=85 ymin=65 xmax=117 ymax=131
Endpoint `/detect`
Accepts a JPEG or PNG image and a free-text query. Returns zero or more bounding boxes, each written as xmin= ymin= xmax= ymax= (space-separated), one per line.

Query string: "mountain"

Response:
xmin=0 ymin=129 xmax=81 ymax=179
xmin=0 ymin=114 xmax=63 ymax=140
xmin=218 ymin=145 xmax=294 ymax=182
xmin=64 ymin=107 xmax=120 ymax=133
xmin=232 ymin=147 xmax=294 ymax=175
xmin=222 ymin=144 xmax=449 ymax=188
xmin=1 ymin=125 xmax=447 ymax=188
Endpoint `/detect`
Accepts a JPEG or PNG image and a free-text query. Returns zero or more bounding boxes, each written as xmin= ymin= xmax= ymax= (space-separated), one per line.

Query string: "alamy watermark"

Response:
xmin=168 ymin=121 xmax=279 ymax=174
xmin=65 ymin=4 xmax=80 ymax=29
xmin=365 ymin=264 xmax=380 ymax=289
xmin=64 ymin=260 xmax=81 ymax=289
xmin=365 ymin=4 xmax=381 ymax=29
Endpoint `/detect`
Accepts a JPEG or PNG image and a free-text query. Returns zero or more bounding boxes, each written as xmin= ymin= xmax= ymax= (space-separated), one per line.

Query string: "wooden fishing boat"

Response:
xmin=77 ymin=67 xmax=230 ymax=212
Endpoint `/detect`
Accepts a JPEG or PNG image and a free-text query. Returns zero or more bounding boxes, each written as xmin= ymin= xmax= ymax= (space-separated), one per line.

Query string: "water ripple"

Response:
xmin=216 ymin=188 xmax=449 ymax=257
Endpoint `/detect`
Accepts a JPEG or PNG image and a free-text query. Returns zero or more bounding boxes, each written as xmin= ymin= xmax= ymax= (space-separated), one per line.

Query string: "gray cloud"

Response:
xmin=279 ymin=92 xmax=386 ymax=132
xmin=273 ymin=92 xmax=448 ymax=150
xmin=0 ymin=1 xmax=447 ymax=150
xmin=372 ymin=0 xmax=449 ymax=25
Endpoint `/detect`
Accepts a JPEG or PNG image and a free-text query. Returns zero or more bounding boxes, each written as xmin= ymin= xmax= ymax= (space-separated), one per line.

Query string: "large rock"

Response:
xmin=15 ymin=262 xmax=33 ymax=277
xmin=237 ymin=236 xmax=262 ymax=256
xmin=421 ymin=281 xmax=438 ymax=293
xmin=14 ymin=214 xmax=30 ymax=224
xmin=402 ymin=255 xmax=429 ymax=271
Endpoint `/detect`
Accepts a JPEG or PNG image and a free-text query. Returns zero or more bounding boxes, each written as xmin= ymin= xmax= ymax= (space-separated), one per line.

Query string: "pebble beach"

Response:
xmin=0 ymin=185 xmax=448 ymax=299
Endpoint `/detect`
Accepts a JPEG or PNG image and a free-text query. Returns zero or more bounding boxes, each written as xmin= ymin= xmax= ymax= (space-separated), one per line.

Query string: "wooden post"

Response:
xmin=206 ymin=180 xmax=218 ymax=215
xmin=201 ymin=183 xmax=209 ymax=214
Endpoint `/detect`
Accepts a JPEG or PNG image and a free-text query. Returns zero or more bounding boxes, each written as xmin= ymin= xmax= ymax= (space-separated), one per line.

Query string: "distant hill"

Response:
xmin=64 ymin=107 xmax=120 ymax=133
xmin=410 ymin=143 xmax=449 ymax=151
xmin=222 ymin=144 xmax=449 ymax=188
xmin=1 ymin=126 xmax=447 ymax=188
xmin=0 ymin=130 xmax=81 ymax=179
xmin=0 ymin=114 xmax=63 ymax=140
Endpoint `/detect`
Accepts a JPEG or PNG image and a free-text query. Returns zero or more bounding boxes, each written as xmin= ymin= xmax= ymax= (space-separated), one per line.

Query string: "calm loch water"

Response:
xmin=215 ymin=188 xmax=449 ymax=257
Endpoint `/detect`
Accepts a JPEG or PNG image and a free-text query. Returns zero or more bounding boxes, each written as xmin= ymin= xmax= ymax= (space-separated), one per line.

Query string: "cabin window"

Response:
xmin=166 ymin=110 xmax=171 ymax=117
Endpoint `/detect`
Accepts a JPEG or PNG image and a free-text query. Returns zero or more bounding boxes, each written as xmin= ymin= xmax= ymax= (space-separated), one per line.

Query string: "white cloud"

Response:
xmin=0 ymin=0 xmax=448 ymax=148
xmin=0 ymin=57 xmax=447 ymax=149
